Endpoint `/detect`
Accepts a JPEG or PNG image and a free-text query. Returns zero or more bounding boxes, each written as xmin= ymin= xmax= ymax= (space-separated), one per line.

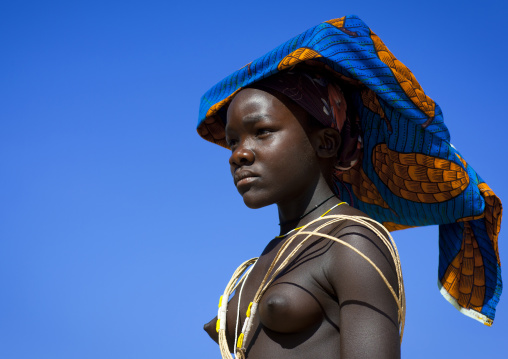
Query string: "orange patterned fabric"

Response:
xmin=372 ymin=144 xmax=470 ymax=204
xmin=370 ymin=32 xmax=436 ymax=121
xmin=277 ymin=48 xmax=322 ymax=71
xmin=441 ymin=223 xmax=487 ymax=321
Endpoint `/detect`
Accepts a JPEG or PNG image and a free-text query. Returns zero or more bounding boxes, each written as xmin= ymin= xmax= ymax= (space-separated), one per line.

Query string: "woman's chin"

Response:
xmin=241 ymin=193 xmax=273 ymax=209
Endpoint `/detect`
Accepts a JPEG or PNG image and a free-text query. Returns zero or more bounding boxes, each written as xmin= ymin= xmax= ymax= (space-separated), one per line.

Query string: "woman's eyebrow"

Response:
xmin=242 ymin=114 xmax=271 ymax=125
xmin=225 ymin=114 xmax=270 ymax=133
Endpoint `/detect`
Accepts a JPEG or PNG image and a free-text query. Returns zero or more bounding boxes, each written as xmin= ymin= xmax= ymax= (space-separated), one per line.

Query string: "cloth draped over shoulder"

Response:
xmin=196 ymin=15 xmax=502 ymax=325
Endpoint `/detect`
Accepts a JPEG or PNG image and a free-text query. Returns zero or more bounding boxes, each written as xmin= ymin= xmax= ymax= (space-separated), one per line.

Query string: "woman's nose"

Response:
xmin=229 ymin=145 xmax=255 ymax=167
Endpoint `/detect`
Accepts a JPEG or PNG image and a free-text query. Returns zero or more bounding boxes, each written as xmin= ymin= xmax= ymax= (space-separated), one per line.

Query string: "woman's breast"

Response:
xmin=258 ymin=281 xmax=325 ymax=333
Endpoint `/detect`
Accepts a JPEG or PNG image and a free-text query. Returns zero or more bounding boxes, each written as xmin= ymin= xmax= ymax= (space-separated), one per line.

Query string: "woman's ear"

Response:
xmin=312 ymin=128 xmax=341 ymax=158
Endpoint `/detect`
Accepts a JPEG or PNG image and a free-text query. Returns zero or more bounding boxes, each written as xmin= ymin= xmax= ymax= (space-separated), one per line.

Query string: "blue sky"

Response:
xmin=1 ymin=1 xmax=507 ymax=358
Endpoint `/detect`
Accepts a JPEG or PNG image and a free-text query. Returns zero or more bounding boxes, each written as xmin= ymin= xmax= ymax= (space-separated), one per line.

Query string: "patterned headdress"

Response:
xmin=253 ymin=69 xmax=362 ymax=172
xmin=197 ymin=15 xmax=502 ymax=325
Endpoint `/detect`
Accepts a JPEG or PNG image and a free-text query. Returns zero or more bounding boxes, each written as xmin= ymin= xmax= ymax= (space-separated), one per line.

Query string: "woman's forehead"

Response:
xmin=229 ymin=87 xmax=307 ymax=120
xmin=227 ymin=88 xmax=285 ymax=121
xmin=230 ymin=88 xmax=277 ymax=107
xmin=225 ymin=88 xmax=310 ymax=135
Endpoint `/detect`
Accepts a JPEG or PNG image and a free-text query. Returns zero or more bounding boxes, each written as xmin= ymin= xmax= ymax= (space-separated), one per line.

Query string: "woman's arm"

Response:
xmin=325 ymin=221 xmax=401 ymax=359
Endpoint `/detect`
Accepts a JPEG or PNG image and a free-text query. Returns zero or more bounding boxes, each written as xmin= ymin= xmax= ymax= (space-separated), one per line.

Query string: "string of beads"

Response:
xmin=216 ymin=208 xmax=405 ymax=359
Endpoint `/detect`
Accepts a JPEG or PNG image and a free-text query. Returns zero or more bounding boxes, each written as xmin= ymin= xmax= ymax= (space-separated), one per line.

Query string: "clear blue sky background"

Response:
xmin=1 ymin=1 xmax=507 ymax=358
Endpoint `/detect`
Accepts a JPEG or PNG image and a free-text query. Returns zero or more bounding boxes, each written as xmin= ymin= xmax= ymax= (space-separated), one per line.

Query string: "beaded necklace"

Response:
xmin=215 ymin=209 xmax=406 ymax=359
xmin=278 ymin=194 xmax=336 ymax=226
xmin=276 ymin=201 xmax=346 ymax=239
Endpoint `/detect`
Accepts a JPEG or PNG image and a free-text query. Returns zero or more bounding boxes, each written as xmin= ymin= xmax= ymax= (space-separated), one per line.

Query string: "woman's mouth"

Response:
xmin=236 ymin=176 xmax=257 ymax=187
xmin=234 ymin=171 xmax=258 ymax=187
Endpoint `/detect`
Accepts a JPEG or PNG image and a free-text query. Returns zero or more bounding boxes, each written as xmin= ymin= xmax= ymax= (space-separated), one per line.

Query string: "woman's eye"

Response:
xmin=256 ymin=129 xmax=272 ymax=137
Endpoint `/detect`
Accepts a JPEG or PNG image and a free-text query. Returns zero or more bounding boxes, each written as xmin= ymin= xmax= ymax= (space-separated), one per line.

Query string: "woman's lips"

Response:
xmin=236 ymin=176 xmax=257 ymax=187
xmin=234 ymin=170 xmax=258 ymax=187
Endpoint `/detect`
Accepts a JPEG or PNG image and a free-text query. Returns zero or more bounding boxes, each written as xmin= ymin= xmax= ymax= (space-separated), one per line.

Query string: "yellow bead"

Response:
xmin=237 ymin=333 xmax=244 ymax=348
xmin=216 ymin=319 xmax=220 ymax=333
xmin=246 ymin=302 xmax=253 ymax=317
xmin=218 ymin=295 xmax=223 ymax=308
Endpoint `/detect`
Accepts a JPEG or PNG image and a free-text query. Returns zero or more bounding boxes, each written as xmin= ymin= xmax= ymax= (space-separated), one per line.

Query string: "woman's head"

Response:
xmin=225 ymin=81 xmax=344 ymax=209
xmin=224 ymin=68 xmax=362 ymax=208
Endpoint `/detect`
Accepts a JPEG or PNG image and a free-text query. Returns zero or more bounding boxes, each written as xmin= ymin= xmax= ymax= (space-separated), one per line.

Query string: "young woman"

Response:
xmin=197 ymin=15 xmax=502 ymax=358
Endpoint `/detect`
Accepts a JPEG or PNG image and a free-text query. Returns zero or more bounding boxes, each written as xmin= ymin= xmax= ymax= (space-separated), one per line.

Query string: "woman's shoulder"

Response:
xmin=320 ymin=204 xmax=389 ymax=246
xmin=318 ymin=204 xmax=398 ymax=289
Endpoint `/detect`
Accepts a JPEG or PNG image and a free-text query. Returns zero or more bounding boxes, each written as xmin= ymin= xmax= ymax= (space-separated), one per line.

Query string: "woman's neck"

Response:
xmin=277 ymin=182 xmax=338 ymax=236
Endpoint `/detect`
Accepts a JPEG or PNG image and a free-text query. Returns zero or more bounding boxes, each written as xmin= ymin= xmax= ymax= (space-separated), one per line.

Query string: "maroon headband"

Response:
xmin=254 ymin=69 xmax=362 ymax=172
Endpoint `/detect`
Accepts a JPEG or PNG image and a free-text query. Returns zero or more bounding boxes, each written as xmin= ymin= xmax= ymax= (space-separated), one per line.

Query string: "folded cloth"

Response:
xmin=197 ymin=15 xmax=502 ymax=325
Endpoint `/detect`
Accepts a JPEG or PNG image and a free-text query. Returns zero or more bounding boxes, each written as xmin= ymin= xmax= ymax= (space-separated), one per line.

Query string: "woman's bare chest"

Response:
xmin=225 ymin=237 xmax=338 ymax=337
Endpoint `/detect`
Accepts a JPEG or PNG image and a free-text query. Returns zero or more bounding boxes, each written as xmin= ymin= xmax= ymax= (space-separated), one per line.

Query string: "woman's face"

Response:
xmin=225 ymin=88 xmax=322 ymax=209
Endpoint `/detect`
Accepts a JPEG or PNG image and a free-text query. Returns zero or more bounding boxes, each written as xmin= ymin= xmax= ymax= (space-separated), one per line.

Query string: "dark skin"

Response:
xmin=204 ymin=88 xmax=400 ymax=358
